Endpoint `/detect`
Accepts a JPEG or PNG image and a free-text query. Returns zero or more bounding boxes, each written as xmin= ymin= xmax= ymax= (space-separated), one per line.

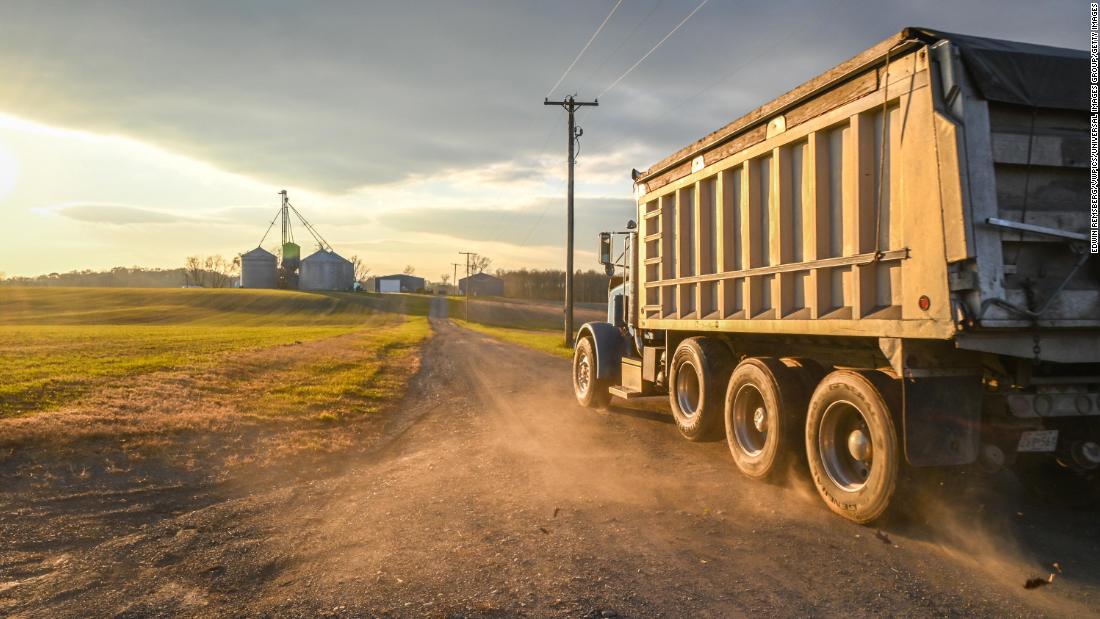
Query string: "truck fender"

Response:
xmin=577 ymin=322 xmax=623 ymax=380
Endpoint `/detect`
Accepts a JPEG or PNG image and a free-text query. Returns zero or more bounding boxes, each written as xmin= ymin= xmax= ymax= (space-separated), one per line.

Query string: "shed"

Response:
xmin=299 ymin=249 xmax=354 ymax=291
xmin=374 ymin=274 xmax=426 ymax=293
xmin=240 ymin=247 xmax=277 ymax=289
xmin=459 ymin=272 xmax=503 ymax=297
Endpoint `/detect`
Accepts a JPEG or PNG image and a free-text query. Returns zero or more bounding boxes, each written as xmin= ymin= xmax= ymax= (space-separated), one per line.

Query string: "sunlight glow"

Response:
xmin=0 ymin=138 xmax=18 ymax=203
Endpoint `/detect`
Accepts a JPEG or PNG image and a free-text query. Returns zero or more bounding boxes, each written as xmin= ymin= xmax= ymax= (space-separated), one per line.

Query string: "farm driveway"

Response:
xmin=2 ymin=297 xmax=1099 ymax=617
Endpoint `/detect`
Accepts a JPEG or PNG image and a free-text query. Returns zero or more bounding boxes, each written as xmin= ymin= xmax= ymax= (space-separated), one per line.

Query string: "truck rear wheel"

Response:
xmin=724 ymin=357 xmax=807 ymax=479
xmin=805 ymin=370 xmax=900 ymax=524
xmin=573 ymin=336 xmax=610 ymax=409
xmin=668 ymin=337 xmax=733 ymax=441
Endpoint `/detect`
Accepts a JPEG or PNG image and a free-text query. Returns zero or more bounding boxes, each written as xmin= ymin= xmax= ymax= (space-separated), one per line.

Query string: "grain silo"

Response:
xmin=250 ymin=190 xmax=359 ymax=290
xmin=299 ymin=249 xmax=354 ymax=291
xmin=240 ymin=247 xmax=277 ymax=288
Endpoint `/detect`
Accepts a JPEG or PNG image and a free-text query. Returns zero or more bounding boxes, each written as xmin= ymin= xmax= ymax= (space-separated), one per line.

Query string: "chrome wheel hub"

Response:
xmin=848 ymin=429 xmax=872 ymax=462
xmin=753 ymin=407 xmax=768 ymax=433
xmin=819 ymin=400 xmax=872 ymax=492
xmin=733 ymin=384 xmax=768 ymax=457
xmin=576 ymin=351 xmax=591 ymax=394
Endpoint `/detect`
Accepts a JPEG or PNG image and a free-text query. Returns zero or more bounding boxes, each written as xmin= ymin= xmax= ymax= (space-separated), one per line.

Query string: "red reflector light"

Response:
xmin=918 ymin=295 xmax=931 ymax=311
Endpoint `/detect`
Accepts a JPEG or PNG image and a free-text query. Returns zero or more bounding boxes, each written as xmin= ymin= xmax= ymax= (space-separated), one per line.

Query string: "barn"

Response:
xmin=375 ymin=274 xmax=426 ymax=293
xmin=459 ymin=272 xmax=504 ymax=297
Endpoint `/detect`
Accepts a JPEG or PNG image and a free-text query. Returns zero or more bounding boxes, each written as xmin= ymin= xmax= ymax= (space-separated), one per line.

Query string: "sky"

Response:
xmin=0 ymin=0 xmax=1083 ymax=281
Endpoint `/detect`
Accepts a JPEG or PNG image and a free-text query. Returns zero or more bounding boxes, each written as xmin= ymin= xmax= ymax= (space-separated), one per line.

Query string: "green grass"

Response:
xmin=452 ymin=319 xmax=572 ymax=359
xmin=0 ymin=287 xmax=431 ymax=417
xmin=250 ymin=317 xmax=431 ymax=419
xmin=0 ymin=286 xmax=433 ymax=325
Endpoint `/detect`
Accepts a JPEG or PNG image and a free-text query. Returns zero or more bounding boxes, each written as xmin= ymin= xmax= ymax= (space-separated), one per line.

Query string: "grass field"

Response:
xmin=451 ymin=319 xmax=572 ymax=359
xmin=446 ymin=295 xmax=599 ymax=359
xmin=0 ymin=287 xmax=430 ymax=419
xmin=445 ymin=295 xmax=603 ymax=331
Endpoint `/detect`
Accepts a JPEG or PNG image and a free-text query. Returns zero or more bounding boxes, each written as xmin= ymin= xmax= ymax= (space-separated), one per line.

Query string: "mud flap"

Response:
xmin=903 ymin=376 xmax=983 ymax=466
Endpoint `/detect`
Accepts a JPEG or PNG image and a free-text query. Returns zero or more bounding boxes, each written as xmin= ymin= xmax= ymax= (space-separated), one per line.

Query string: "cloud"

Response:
xmin=45 ymin=203 xmax=192 ymax=225
xmin=378 ymin=197 xmax=635 ymax=248
xmin=0 ymin=1 xmax=1080 ymax=195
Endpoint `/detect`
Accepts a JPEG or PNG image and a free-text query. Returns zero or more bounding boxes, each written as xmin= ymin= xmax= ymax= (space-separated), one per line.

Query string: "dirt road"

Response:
xmin=3 ymin=297 xmax=1099 ymax=617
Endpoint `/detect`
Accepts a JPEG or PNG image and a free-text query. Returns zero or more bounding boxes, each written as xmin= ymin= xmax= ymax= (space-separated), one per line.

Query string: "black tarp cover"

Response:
xmin=909 ymin=27 xmax=1088 ymax=111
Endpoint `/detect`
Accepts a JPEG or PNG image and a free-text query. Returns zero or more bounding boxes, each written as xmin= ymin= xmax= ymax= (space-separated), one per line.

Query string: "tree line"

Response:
xmin=1 ymin=261 xmax=612 ymax=302
xmin=1 ymin=266 xmax=202 ymax=288
xmin=2 ymin=255 xmax=241 ymax=288
xmin=494 ymin=268 xmax=610 ymax=304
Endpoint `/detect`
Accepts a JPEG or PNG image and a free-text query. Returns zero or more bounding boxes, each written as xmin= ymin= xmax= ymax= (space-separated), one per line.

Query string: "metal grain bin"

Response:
xmin=240 ymin=246 xmax=277 ymax=288
xmin=299 ymin=249 xmax=354 ymax=291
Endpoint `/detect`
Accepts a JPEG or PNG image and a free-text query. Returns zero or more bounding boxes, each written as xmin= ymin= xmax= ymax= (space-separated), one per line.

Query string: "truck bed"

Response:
xmin=634 ymin=28 xmax=1095 ymax=361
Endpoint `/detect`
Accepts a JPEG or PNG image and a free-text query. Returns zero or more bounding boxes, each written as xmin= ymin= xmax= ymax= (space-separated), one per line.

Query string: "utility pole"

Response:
xmin=450 ymin=262 xmax=462 ymax=296
xmin=544 ymin=95 xmax=597 ymax=348
xmin=459 ymin=251 xmax=475 ymax=321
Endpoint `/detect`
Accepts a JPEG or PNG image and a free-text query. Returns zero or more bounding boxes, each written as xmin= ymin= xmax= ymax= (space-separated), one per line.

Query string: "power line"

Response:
xmin=578 ymin=0 xmax=666 ymax=91
xmin=597 ymin=0 xmax=710 ymax=98
xmin=545 ymin=0 xmax=624 ymax=99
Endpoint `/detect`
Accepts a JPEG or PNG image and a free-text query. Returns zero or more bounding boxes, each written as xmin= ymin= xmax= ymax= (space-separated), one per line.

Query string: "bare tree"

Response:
xmin=349 ymin=255 xmax=371 ymax=283
xmin=440 ymin=273 xmax=451 ymax=286
xmin=202 ymin=256 xmax=217 ymax=287
xmin=403 ymin=265 xmax=416 ymax=275
xmin=204 ymin=255 xmax=236 ymax=288
xmin=472 ymin=254 xmax=492 ymax=274
xmin=184 ymin=256 xmax=204 ymax=287
xmin=184 ymin=255 xmax=237 ymax=288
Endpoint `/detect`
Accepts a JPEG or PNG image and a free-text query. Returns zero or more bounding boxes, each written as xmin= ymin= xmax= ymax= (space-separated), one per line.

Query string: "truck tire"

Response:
xmin=668 ymin=337 xmax=733 ymax=441
xmin=724 ymin=357 xmax=808 ymax=479
xmin=805 ymin=370 xmax=900 ymax=524
xmin=573 ymin=336 xmax=611 ymax=409
xmin=780 ymin=357 xmax=827 ymax=396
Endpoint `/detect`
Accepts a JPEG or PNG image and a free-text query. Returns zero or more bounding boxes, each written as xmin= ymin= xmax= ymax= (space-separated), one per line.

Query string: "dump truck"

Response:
xmin=572 ymin=27 xmax=1098 ymax=523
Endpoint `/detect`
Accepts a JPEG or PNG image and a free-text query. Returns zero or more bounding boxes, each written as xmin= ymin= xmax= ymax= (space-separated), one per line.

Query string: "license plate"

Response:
xmin=1017 ymin=430 xmax=1059 ymax=453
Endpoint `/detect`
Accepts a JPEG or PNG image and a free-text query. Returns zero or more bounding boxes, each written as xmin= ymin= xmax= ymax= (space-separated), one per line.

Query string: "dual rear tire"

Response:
xmin=598 ymin=333 xmax=902 ymax=524
xmin=724 ymin=357 xmax=817 ymax=480
xmin=664 ymin=337 xmax=900 ymax=523
xmin=667 ymin=337 xmax=734 ymax=441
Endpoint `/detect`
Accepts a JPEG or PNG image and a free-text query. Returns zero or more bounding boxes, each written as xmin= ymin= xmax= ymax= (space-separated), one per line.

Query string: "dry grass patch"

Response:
xmin=0 ymin=287 xmax=432 ymax=417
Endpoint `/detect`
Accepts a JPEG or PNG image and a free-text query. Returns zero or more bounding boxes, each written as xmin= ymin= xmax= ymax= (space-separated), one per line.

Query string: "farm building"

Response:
xmin=375 ymin=274 xmax=426 ymax=293
xmin=240 ymin=247 xmax=277 ymax=288
xmin=459 ymin=272 xmax=503 ymax=297
xmin=299 ymin=250 xmax=355 ymax=291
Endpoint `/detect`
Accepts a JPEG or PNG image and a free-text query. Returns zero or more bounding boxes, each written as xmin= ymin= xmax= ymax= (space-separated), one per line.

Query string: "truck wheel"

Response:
xmin=573 ymin=336 xmax=610 ymax=409
xmin=668 ymin=337 xmax=733 ymax=441
xmin=724 ymin=357 xmax=807 ymax=479
xmin=805 ymin=370 xmax=900 ymax=524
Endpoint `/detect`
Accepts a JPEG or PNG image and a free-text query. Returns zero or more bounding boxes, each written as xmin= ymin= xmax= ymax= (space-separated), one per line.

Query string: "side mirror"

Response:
xmin=598 ymin=232 xmax=612 ymax=266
